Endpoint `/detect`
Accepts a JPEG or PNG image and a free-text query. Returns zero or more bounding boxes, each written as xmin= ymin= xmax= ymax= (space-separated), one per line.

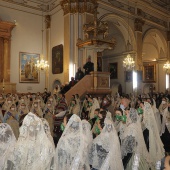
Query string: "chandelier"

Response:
xmin=76 ymin=3 xmax=116 ymax=49
xmin=36 ymin=55 xmax=49 ymax=71
xmin=36 ymin=2 xmax=49 ymax=71
xmin=163 ymin=61 xmax=170 ymax=74
xmin=123 ymin=54 xmax=135 ymax=70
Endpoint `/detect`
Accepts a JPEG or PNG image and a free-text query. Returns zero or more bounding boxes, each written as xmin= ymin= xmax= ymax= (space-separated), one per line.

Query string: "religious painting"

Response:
xmin=19 ymin=52 xmax=40 ymax=83
xmin=125 ymin=71 xmax=132 ymax=82
xmin=143 ymin=63 xmax=156 ymax=83
xmin=109 ymin=63 xmax=118 ymax=79
xmin=52 ymin=44 xmax=63 ymax=74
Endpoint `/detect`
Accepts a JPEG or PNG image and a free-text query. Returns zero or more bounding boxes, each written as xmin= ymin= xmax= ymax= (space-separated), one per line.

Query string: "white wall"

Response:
xmin=49 ymin=9 xmax=64 ymax=92
xmin=0 ymin=5 xmax=46 ymax=93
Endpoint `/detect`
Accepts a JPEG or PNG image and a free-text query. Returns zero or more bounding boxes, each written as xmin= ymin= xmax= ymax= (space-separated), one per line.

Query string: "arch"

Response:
xmin=52 ymin=79 xmax=62 ymax=90
xmin=143 ymin=29 xmax=167 ymax=58
xmin=99 ymin=13 xmax=137 ymax=51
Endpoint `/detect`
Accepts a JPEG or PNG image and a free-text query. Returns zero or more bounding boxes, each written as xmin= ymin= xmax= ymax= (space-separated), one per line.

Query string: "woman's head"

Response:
xmin=63 ymin=114 xmax=73 ymax=127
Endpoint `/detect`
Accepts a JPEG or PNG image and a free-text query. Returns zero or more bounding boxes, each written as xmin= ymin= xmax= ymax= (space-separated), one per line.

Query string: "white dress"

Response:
xmin=55 ymin=114 xmax=87 ymax=170
xmin=89 ymin=118 xmax=124 ymax=170
xmin=5 ymin=112 xmax=55 ymax=170
xmin=0 ymin=123 xmax=16 ymax=170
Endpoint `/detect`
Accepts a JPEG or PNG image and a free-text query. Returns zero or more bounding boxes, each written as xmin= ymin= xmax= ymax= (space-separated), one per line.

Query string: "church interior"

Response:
xmin=0 ymin=0 xmax=170 ymax=169
xmin=0 ymin=0 xmax=169 ymax=96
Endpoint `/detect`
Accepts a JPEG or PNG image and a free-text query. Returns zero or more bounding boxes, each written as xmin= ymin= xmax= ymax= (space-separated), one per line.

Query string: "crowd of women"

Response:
xmin=0 ymin=91 xmax=170 ymax=170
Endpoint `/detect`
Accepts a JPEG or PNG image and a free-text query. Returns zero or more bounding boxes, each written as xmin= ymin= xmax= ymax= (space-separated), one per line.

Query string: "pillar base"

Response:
xmin=0 ymin=82 xmax=16 ymax=94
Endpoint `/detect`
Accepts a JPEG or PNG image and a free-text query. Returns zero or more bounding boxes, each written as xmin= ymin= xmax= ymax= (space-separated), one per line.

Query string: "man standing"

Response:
xmin=83 ymin=56 xmax=94 ymax=75
xmin=75 ymin=67 xmax=84 ymax=81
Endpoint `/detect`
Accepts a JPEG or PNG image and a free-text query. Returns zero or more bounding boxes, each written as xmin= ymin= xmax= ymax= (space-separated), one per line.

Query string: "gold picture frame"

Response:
xmin=19 ymin=52 xmax=40 ymax=83
xmin=143 ymin=63 xmax=156 ymax=83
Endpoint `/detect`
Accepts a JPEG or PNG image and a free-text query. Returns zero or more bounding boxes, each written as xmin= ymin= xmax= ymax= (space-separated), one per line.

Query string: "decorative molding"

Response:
xmin=60 ymin=0 xmax=98 ymax=15
xmin=45 ymin=15 xmax=51 ymax=29
xmin=137 ymin=8 xmax=168 ymax=28
xmin=134 ymin=18 xmax=145 ymax=32
xmin=1 ymin=0 xmax=59 ymax=12
xmin=108 ymin=0 xmax=135 ymax=15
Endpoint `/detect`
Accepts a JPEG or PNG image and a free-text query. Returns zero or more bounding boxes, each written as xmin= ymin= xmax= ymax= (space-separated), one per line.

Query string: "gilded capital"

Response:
xmin=134 ymin=18 xmax=145 ymax=32
xmin=45 ymin=15 xmax=51 ymax=29
xmin=60 ymin=0 xmax=98 ymax=15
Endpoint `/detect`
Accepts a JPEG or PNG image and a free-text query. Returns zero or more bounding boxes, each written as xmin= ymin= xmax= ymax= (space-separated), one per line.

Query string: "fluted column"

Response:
xmin=45 ymin=15 xmax=51 ymax=90
xmin=3 ymin=38 xmax=10 ymax=82
xmin=167 ymin=31 xmax=170 ymax=60
xmin=0 ymin=37 xmax=4 ymax=82
xmin=134 ymin=18 xmax=145 ymax=70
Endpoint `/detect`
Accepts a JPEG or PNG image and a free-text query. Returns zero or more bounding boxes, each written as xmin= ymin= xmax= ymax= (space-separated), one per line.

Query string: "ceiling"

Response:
xmin=1 ymin=0 xmax=170 ymax=13
xmin=1 ymin=0 xmax=59 ymax=12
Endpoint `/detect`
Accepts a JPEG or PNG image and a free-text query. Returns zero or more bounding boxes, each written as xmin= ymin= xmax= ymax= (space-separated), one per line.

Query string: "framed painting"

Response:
xmin=143 ymin=63 xmax=156 ymax=83
xmin=109 ymin=63 xmax=118 ymax=79
xmin=52 ymin=44 xmax=63 ymax=74
xmin=125 ymin=71 xmax=132 ymax=82
xmin=19 ymin=52 xmax=40 ymax=83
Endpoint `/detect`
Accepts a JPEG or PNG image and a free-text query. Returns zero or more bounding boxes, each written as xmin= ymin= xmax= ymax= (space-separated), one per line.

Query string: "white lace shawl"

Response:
xmin=41 ymin=118 xmax=55 ymax=146
xmin=160 ymin=107 xmax=170 ymax=135
xmin=121 ymin=108 xmax=152 ymax=167
xmin=89 ymin=98 xmax=100 ymax=119
xmin=152 ymin=99 xmax=162 ymax=135
xmin=55 ymin=114 xmax=86 ymax=170
xmin=82 ymin=120 xmax=93 ymax=170
xmin=5 ymin=112 xmax=55 ymax=170
xmin=89 ymin=118 xmax=124 ymax=170
xmin=143 ymin=102 xmax=165 ymax=164
xmin=0 ymin=123 xmax=16 ymax=170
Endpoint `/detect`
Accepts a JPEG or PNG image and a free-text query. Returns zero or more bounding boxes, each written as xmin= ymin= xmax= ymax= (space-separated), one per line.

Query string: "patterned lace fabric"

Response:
xmin=143 ymin=102 xmax=165 ymax=164
xmin=4 ymin=112 xmax=55 ymax=170
xmin=89 ymin=118 xmax=124 ymax=170
xmin=0 ymin=123 xmax=16 ymax=170
xmin=55 ymin=114 xmax=86 ymax=170
xmin=121 ymin=108 xmax=152 ymax=167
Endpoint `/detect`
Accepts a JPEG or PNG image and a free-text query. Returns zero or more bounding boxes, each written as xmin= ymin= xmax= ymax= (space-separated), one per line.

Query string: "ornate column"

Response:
xmin=134 ymin=18 xmax=145 ymax=70
xmin=0 ymin=37 xmax=4 ymax=81
xmin=3 ymin=38 xmax=10 ymax=82
xmin=0 ymin=20 xmax=16 ymax=93
xmin=45 ymin=15 xmax=51 ymax=90
xmin=167 ymin=31 xmax=170 ymax=60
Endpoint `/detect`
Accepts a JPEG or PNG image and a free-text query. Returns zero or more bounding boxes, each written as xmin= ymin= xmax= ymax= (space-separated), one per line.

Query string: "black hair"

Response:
xmin=95 ymin=108 xmax=100 ymax=113
xmin=99 ymin=118 xmax=105 ymax=129
xmin=99 ymin=110 xmax=107 ymax=119
xmin=115 ymin=108 xmax=123 ymax=115
xmin=65 ymin=114 xmax=73 ymax=123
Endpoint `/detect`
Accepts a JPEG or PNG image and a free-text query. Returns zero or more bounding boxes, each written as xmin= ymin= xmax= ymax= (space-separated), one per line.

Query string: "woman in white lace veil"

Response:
xmin=89 ymin=118 xmax=124 ymax=170
xmin=159 ymin=101 xmax=170 ymax=153
xmin=82 ymin=120 xmax=93 ymax=170
xmin=5 ymin=112 xmax=55 ymax=170
xmin=89 ymin=98 xmax=100 ymax=119
xmin=121 ymin=108 xmax=152 ymax=170
xmin=0 ymin=123 xmax=16 ymax=170
xmin=143 ymin=102 xmax=165 ymax=168
xmin=41 ymin=118 xmax=55 ymax=146
xmin=55 ymin=114 xmax=86 ymax=170
xmin=149 ymin=98 xmax=162 ymax=135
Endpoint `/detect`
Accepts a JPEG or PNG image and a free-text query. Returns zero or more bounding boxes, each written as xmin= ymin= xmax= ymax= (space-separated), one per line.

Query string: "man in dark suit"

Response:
xmin=83 ymin=57 xmax=94 ymax=75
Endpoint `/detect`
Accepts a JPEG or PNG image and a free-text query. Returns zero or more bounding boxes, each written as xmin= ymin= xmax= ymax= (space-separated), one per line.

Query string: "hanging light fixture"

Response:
xmin=123 ymin=54 xmax=135 ymax=70
xmin=163 ymin=61 xmax=170 ymax=74
xmin=122 ymin=0 xmax=135 ymax=70
xmin=36 ymin=2 xmax=49 ymax=71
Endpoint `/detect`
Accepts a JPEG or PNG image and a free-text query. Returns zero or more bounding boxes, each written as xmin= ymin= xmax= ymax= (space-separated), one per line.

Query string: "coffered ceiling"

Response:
xmin=1 ymin=0 xmax=170 ymax=13
xmin=1 ymin=0 xmax=59 ymax=12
